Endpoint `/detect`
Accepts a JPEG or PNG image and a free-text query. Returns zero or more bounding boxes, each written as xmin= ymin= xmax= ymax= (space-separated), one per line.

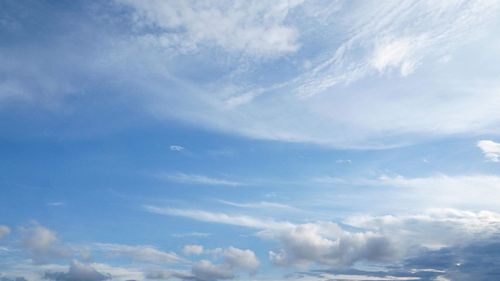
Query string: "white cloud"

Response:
xmin=377 ymin=174 xmax=500 ymax=210
xmin=144 ymin=205 xmax=292 ymax=229
xmin=318 ymin=174 xmax=500 ymax=211
xmin=44 ymin=260 xmax=110 ymax=281
xmin=218 ymin=200 xmax=294 ymax=210
xmin=371 ymin=36 xmax=426 ymax=76
xmin=262 ymin=222 xmax=397 ymax=267
xmin=169 ymin=145 xmax=184 ymax=152
xmin=161 ymin=173 xmax=243 ymax=186
xmin=4 ymin=1 xmax=500 ymax=148
xmin=0 ymin=225 xmax=10 ymax=240
xmin=220 ymin=247 xmax=259 ymax=271
xmin=94 ymin=243 xmax=184 ymax=264
xmin=119 ymin=0 xmax=303 ymax=56
xmin=147 ymin=246 xmax=259 ymax=281
xmin=147 ymin=205 xmax=500 ymax=269
xmin=477 ymin=140 xmax=500 ymax=162
xmin=19 ymin=223 xmax=71 ymax=263
xmin=182 ymin=244 xmax=204 ymax=256
xmin=46 ymin=202 xmax=65 ymax=207
xmin=171 ymin=232 xmax=212 ymax=238
xmin=345 ymin=208 xmax=500 ymax=250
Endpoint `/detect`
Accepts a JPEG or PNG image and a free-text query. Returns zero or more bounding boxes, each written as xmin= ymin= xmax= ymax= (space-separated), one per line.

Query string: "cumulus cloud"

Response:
xmin=477 ymin=140 xmax=500 ymax=162
xmin=262 ymin=222 xmax=397 ymax=267
xmin=19 ymin=223 xmax=71 ymax=263
xmin=147 ymin=246 xmax=259 ymax=281
xmin=44 ymin=260 xmax=110 ymax=281
xmin=94 ymin=243 xmax=184 ymax=264
xmin=183 ymin=245 xmax=204 ymax=256
xmin=345 ymin=208 xmax=500 ymax=250
xmin=150 ymin=205 xmax=500 ymax=270
xmin=0 ymin=225 xmax=10 ymax=240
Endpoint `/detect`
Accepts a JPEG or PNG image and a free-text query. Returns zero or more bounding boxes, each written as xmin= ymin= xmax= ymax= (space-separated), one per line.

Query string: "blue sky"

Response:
xmin=1 ymin=1 xmax=500 ymax=280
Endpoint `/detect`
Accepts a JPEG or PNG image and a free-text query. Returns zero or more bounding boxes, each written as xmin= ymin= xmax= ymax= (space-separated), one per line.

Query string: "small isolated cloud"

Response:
xmin=161 ymin=173 xmax=242 ymax=187
xmin=183 ymin=245 xmax=204 ymax=256
xmin=477 ymin=140 xmax=500 ymax=162
xmin=44 ymin=260 xmax=110 ymax=281
xmin=19 ymin=223 xmax=71 ymax=263
xmin=46 ymin=202 xmax=65 ymax=207
xmin=170 ymin=145 xmax=184 ymax=152
xmin=0 ymin=225 xmax=11 ymax=240
xmin=371 ymin=36 xmax=425 ymax=76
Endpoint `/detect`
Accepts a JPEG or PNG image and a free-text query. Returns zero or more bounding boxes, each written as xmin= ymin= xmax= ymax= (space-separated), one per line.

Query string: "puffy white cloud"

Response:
xmin=147 ymin=246 xmax=259 ymax=281
xmin=345 ymin=208 xmax=500 ymax=249
xmin=19 ymin=223 xmax=71 ymax=263
xmin=0 ymin=225 xmax=10 ymax=240
xmin=151 ymin=205 xmax=500 ymax=270
xmin=44 ymin=260 xmax=110 ymax=281
xmin=94 ymin=243 xmax=183 ymax=264
xmin=191 ymin=260 xmax=235 ymax=280
xmin=183 ymin=245 xmax=204 ymax=256
xmin=261 ymin=222 xmax=397 ymax=267
xmin=219 ymin=247 xmax=259 ymax=272
xmin=477 ymin=140 xmax=500 ymax=162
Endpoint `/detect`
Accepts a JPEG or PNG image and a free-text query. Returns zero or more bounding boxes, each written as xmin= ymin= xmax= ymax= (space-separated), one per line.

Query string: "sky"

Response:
xmin=1 ymin=1 xmax=500 ymax=280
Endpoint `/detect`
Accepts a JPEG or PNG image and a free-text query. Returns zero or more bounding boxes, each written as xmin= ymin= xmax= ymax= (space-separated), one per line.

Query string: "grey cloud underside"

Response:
xmin=43 ymin=261 xmax=110 ymax=281
xmin=298 ymin=238 xmax=500 ymax=281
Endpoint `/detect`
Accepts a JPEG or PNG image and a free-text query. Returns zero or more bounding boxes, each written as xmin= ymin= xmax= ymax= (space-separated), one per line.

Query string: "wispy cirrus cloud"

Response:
xmin=217 ymin=200 xmax=294 ymax=210
xmin=143 ymin=205 xmax=291 ymax=229
xmin=160 ymin=172 xmax=243 ymax=186
xmin=3 ymin=1 xmax=500 ymax=148
xmin=93 ymin=243 xmax=185 ymax=264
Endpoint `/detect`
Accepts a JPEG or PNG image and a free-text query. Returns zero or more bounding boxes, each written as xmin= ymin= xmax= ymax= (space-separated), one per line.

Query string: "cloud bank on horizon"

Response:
xmin=1 ymin=0 xmax=500 ymax=281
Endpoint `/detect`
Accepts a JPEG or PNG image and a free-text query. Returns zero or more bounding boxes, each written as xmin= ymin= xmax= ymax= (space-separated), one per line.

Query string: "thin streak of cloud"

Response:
xmin=159 ymin=172 xmax=243 ymax=187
